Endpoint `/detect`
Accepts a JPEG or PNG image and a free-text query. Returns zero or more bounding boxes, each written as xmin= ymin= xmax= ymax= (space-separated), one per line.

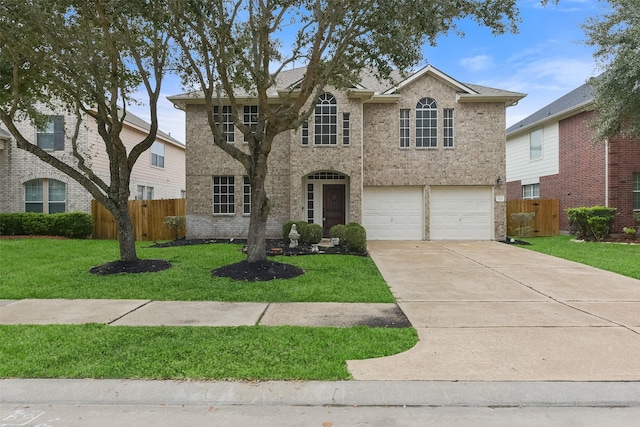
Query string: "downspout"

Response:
xmin=359 ymin=99 xmax=364 ymax=224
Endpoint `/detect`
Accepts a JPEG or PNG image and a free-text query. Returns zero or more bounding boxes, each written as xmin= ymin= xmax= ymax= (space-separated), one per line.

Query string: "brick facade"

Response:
xmin=180 ymin=67 xmax=517 ymax=240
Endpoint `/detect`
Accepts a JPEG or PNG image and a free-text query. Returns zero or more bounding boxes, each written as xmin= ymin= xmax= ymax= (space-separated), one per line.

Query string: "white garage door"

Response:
xmin=363 ymin=186 xmax=424 ymax=240
xmin=430 ymin=186 xmax=493 ymax=240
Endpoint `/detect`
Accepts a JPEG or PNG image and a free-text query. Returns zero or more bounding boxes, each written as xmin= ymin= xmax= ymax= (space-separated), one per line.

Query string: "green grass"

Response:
xmin=520 ymin=235 xmax=640 ymax=280
xmin=0 ymin=239 xmax=393 ymax=302
xmin=0 ymin=324 xmax=418 ymax=380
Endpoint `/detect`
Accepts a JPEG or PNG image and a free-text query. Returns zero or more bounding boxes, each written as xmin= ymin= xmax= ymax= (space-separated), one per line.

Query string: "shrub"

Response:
xmin=345 ymin=222 xmax=367 ymax=252
xmin=566 ymin=206 xmax=616 ymax=240
xmin=0 ymin=212 xmax=92 ymax=238
xmin=300 ymin=223 xmax=323 ymax=244
xmin=0 ymin=213 xmax=26 ymax=235
xmin=165 ymin=215 xmax=186 ymax=240
xmin=329 ymin=224 xmax=347 ymax=244
xmin=510 ymin=212 xmax=535 ymax=238
xmin=52 ymin=212 xmax=93 ymax=239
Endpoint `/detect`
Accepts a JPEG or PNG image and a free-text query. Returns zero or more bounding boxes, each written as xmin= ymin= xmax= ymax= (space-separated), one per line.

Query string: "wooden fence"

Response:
xmin=91 ymin=198 xmax=186 ymax=241
xmin=506 ymin=199 xmax=559 ymax=237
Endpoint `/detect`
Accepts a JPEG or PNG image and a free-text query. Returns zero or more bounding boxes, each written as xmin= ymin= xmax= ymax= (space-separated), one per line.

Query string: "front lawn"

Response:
xmin=0 ymin=239 xmax=394 ymax=302
xmin=0 ymin=324 xmax=418 ymax=380
xmin=520 ymin=235 xmax=640 ymax=280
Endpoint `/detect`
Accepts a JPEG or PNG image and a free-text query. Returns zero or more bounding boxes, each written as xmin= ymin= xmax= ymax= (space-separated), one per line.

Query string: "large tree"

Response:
xmin=169 ymin=0 xmax=525 ymax=265
xmin=0 ymin=0 xmax=171 ymax=268
xmin=583 ymin=0 xmax=640 ymax=140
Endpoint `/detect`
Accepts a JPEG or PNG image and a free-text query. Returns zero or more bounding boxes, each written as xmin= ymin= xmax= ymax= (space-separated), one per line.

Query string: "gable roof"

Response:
xmin=506 ymin=80 xmax=595 ymax=136
xmin=168 ymin=65 xmax=525 ymax=107
xmin=122 ymin=110 xmax=184 ymax=148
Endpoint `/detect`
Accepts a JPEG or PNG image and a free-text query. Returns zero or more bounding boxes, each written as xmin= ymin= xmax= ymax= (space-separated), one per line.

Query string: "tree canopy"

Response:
xmin=0 ymin=0 xmax=172 ymax=264
xmin=583 ymin=0 xmax=640 ymax=140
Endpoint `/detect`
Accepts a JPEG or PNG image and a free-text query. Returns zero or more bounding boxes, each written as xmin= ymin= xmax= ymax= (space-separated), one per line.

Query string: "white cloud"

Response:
xmin=460 ymin=54 xmax=494 ymax=71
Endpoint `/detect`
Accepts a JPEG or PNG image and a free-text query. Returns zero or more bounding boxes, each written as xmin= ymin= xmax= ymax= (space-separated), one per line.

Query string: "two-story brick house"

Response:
xmin=0 ymin=109 xmax=185 ymax=215
xmin=169 ymin=65 xmax=524 ymax=241
xmin=506 ymin=80 xmax=640 ymax=234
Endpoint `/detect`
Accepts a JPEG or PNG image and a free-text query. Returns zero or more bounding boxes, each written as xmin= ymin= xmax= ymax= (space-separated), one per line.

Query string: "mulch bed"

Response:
xmin=89 ymin=259 xmax=173 ymax=275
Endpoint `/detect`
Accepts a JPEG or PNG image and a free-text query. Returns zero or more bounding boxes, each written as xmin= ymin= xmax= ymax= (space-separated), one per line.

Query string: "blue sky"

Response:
xmin=135 ymin=0 xmax=603 ymax=143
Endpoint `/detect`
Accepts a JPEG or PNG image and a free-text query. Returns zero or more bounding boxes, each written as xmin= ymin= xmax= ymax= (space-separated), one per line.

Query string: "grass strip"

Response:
xmin=0 ymin=239 xmax=394 ymax=302
xmin=0 ymin=324 xmax=418 ymax=380
xmin=520 ymin=235 xmax=640 ymax=280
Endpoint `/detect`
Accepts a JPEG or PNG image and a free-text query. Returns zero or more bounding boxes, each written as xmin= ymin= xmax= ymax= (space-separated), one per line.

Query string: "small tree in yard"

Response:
xmin=168 ymin=0 xmax=530 ymax=274
xmin=0 ymin=0 xmax=172 ymax=272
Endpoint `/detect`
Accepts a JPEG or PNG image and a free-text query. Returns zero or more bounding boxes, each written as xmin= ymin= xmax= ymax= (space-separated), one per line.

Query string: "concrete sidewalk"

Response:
xmin=0 ymin=299 xmax=409 ymax=328
xmin=348 ymin=241 xmax=640 ymax=381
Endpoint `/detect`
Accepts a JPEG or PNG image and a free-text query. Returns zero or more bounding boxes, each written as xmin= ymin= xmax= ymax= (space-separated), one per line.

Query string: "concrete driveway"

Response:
xmin=348 ymin=241 xmax=640 ymax=381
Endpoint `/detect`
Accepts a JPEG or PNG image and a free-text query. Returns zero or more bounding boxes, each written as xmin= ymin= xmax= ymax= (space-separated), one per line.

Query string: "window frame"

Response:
xmin=243 ymin=105 xmax=258 ymax=143
xmin=36 ymin=115 xmax=64 ymax=151
xmin=415 ymin=98 xmax=438 ymax=148
xmin=213 ymin=176 xmax=235 ymax=215
xmin=213 ymin=105 xmax=235 ymax=143
xmin=151 ymin=141 xmax=165 ymax=168
xmin=301 ymin=120 xmax=309 ymax=145
xmin=522 ymin=183 xmax=540 ymax=199
xmin=633 ymin=172 xmax=640 ymax=211
xmin=399 ymin=108 xmax=410 ymax=148
xmin=24 ymin=178 xmax=66 ymax=213
xmin=314 ymin=93 xmax=337 ymax=145
xmin=342 ymin=112 xmax=350 ymax=145
xmin=243 ymin=176 xmax=251 ymax=215
xmin=529 ymin=128 xmax=543 ymax=160
xmin=443 ymin=108 xmax=454 ymax=148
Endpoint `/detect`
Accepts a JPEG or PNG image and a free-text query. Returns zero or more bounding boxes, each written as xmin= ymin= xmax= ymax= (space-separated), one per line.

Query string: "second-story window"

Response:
xmin=400 ymin=109 xmax=410 ymax=148
xmin=243 ymin=105 xmax=258 ymax=142
xmin=443 ymin=108 xmax=454 ymax=148
xmin=529 ymin=129 xmax=543 ymax=160
xmin=151 ymin=141 xmax=165 ymax=168
xmin=314 ymin=93 xmax=337 ymax=145
xmin=36 ymin=115 xmax=64 ymax=151
xmin=301 ymin=120 xmax=309 ymax=145
xmin=214 ymin=105 xmax=234 ymax=143
xmin=342 ymin=112 xmax=350 ymax=145
xmin=416 ymin=97 xmax=437 ymax=148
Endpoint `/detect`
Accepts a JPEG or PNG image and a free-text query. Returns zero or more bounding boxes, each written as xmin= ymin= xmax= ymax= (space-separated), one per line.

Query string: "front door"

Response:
xmin=323 ymin=184 xmax=345 ymax=236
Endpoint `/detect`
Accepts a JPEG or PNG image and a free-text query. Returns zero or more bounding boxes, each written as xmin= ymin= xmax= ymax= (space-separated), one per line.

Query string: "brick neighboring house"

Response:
xmin=169 ymin=65 xmax=524 ymax=241
xmin=0 ymin=109 xmax=185 ymax=215
xmin=506 ymin=80 xmax=640 ymax=234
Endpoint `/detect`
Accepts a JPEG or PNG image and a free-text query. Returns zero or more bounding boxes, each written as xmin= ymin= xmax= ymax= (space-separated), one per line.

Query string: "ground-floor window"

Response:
xmin=213 ymin=176 xmax=235 ymax=214
xmin=633 ymin=172 xmax=640 ymax=210
xmin=243 ymin=176 xmax=251 ymax=214
xmin=24 ymin=178 xmax=66 ymax=213
xmin=522 ymin=183 xmax=540 ymax=199
xmin=137 ymin=185 xmax=154 ymax=200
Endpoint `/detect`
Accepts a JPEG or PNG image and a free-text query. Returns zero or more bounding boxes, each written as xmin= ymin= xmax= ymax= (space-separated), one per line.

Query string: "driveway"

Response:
xmin=348 ymin=241 xmax=640 ymax=381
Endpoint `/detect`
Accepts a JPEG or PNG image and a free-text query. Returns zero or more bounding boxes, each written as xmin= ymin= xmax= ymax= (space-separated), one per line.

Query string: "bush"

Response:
xmin=566 ymin=206 xmax=616 ymax=240
xmin=329 ymin=224 xmax=347 ymax=244
xmin=52 ymin=212 xmax=93 ymax=239
xmin=0 ymin=212 xmax=92 ymax=238
xmin=300 ymin=223 xmax=323 ymax=244
xmin=165 ymin=215 xmax=186 ymax=240
xmin=345 ymin=222 xmax=367 ymax=252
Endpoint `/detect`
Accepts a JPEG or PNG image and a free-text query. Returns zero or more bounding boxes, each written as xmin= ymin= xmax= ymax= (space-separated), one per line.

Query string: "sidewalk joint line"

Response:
xmin=107 ymin=300 xmax=153 ymax=325
xmin=256 ymin=302 xmax=270 ymax=326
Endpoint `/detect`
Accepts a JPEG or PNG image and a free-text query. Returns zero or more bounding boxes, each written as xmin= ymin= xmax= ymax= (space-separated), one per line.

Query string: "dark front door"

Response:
xmin=323 ymin=184 xmax=345 ymax=236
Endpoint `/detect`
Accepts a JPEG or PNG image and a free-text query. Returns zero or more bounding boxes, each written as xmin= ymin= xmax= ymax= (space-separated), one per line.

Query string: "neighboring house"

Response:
xmin=169 ymin=65 xmax=524 ymax=241
xmin=506 ymin=80 xmax=640 ymax=234
xmin=0 ymin=109 xmax=185 ymax=215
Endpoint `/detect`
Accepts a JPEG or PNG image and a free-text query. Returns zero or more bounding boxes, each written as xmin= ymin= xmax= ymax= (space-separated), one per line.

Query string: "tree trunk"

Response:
xmin=112 ymin=203 xmax=139 ymax=262
xmin=245 ymin=157 xmax=270 ymax=263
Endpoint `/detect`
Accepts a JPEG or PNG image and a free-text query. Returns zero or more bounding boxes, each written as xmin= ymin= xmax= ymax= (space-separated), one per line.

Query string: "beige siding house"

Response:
xmin=0 ymin=109 xmax=185 ymax=214
xmin=170 ymin=65 xmax=524 ymax=241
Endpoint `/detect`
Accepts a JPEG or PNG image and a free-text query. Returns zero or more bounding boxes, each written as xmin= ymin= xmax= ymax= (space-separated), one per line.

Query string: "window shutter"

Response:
xmin=53 ymin=116 xmax=65 ymax=150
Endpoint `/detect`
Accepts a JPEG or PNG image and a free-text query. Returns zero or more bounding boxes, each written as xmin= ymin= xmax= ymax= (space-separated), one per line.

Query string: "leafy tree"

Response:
xmin=583 ymin=0 xmax=640 ymax=140
xmin=169 ymin=0 xmax=526 ymax=264
xmin=0 ymin=0 xmax=171 ymax=267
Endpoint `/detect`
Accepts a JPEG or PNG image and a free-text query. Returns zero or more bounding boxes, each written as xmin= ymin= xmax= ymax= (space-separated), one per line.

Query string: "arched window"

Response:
xmin=314 ymin=93 xmax=337 ymax=145
xmin=24 ymin=179 xmax=66 ymax=213
xmin=416 ymin=97 xmax=437 ymax=148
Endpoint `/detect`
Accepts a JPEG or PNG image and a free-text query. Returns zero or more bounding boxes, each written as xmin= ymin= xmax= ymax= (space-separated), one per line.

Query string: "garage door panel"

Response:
xmin=430 ymin=187 xmax=493 ymax=240
xmin=363 ymin=187 xmax=423 ymax=240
